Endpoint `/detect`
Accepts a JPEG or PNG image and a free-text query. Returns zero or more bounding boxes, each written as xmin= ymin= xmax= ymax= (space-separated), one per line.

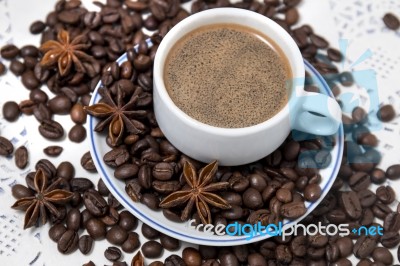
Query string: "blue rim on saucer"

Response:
xmin=88 ymin=51 xmax=344 ymax=246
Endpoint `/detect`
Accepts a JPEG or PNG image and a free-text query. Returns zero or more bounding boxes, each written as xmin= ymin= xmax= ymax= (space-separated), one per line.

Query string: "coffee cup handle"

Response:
xmin=292 ymin=92 xmax=342 ymax=135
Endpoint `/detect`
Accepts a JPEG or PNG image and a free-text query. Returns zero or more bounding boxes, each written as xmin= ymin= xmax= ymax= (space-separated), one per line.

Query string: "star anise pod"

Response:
xmin=11 ymin=169 xmax=73 ymax=229
xmin=131 ymin=251 xmax=144 ymax=266
xmin=39 ymin=29 xmax=93 ymax=76
xmin=159 ymin=160 xmax=231 ymax=224
xmin=84 ymin=87 xmax=147 ymax=146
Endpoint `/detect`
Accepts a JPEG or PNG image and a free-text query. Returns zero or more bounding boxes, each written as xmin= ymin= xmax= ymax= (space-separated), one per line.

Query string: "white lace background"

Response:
xmin=0 ymin=0 xmax=399 ymax=265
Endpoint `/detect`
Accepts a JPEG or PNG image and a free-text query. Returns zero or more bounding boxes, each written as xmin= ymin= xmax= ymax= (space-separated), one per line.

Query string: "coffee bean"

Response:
xmin=1 ymin=44 xmax=19 ymax=59
xmin=11 ymin=184 xmax=33 ymax=199
xmin=159 ymin=234 xmax=180 ymax=251
xmin=82 ymin=261 xmax=95 ymax=266
xmin=84 ymin=189 xmax=108 ymax=216
xmin=81 ymin=151 xmax=97 ymax=172
xmin=219 ymin=252 xmax=239 ymax=266
xmin=247 ymin=253 xmax=267 ymax=266
xmin=370 ymin=168 xmax=386 ymax=184
xmin=182 ymin=247 xmax=201 ymax=266
xmin=104 ymin=148 xmax=129 ymax=167
xmin=19 ymin=99 xmax=35 ymax=115
xmin=341 ymin=191 xmax=362 ymax=220
xmin=43 ymin=145 xmax=63 ymax=157
xmin=35 ymin=159 xmax=56 ymax=179
xmin=39 ymin=119 xmax=64 ymax=139
xmin=0 ymin=62 xmax=5 ymax=76
xmin=327 ymin=48 xmax=343 ymax=62
xmin=349 ymin=172 xmax=371 ymax=192
xmin=284 ymin=140 xmax=300 ymax=161
xmin=372 ymin=247 xmax=393 ymax=265
xmin=118 ymin=210 xmax=137 ymax=231
xmin=66 ymin=208 xmax=81 ymax=231
xmin=122 ymin=232 xmax=140 ymax=253
xmin=106 ymin=225 xmax=128 ymax=245
xmin=57 ymin=229 xmax=79 ymax=254
xmin=383 ymin=13 xmax=400 ymax=30
xmin=142 ymin=240 xmax=163 ymax=258
xmin=21 ymin=70 xmax=40 ymax=90
xmin=86 ymin=218 xmax=106 ymax=240
xmin=304 ymin=183 xmax=321 ymax=202
xmin=353 ymin=236 xmax=377 ymax=258
xmin=376 ymin=185 xmax=395 ymax=204
xmin=243 ymin=187 xmax=263 ymax=209
xmin=381 ymin=231 xmax=400 ymax=248
xmin=386 ymin=164 xmax=400 ymax=180
xmin=48 ymin=95 xmax=72 ymax=114
xmin=2 ymin=101 xmax=20 ymax=122
xmin=9 ymin=59 xmax=25 ymax=76
xmin=29 ymin=20 xmax=46 ymax=34
xmin=68 ymin=124 xmax=87 ymax=143
xmin=142 ymin=223 xmax=160 ymax=240
xmin=372 ymin=202 xmax=392 ymax=220
xmin=140 ymin=193 xmax=160 ymax=210
xmin=49 ymin=223 xmax=67 ymax=242
xmin=105 ymin=246 xmax=122 ymax=262
xmin=280 ymin=201 xmax=306 ymax=219
xmin=79 ymin=235 xmax=93 ymax=255
xmin=57 ymin=161 xmax=75 ymax=181
xmin=377 ymin=104 xmax=395 ymax=122
xmin=114 ymin=163 xmax=139 ymax=180
xmin=339 ymin=71 xmax=354 ymax=87
xmin=384 ymin=212 xmax=400 ymax=232
xmin=352 ymin=107 xmax=367 ymax=124
xmin=70 ymin=177 xmax=93 ymax=193
xmin=152 ymin=162 xmax=174 ymax=180
xmin=14 ymin=146 xmax=28 ymax=169
xmin=70 ymin=103 xmax=87 ymax=124
xmin=285 ymin=8 xmax=299 ymax=25
xmin=164 ymin=254 xmax=186 ymax=266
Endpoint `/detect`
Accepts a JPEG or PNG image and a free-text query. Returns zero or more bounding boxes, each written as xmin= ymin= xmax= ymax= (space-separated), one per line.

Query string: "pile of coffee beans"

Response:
xmin=1 ymin=0 xmax=399 ymax=265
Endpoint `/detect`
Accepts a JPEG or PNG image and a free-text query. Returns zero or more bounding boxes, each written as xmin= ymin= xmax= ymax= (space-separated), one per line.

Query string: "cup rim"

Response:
xmin=153 ymin=8 xmax=306 ymax=136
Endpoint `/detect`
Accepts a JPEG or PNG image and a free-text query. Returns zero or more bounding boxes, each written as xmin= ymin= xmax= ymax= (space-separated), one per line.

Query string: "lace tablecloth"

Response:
xmin=0 ymin=0 xmax=399 ymax=265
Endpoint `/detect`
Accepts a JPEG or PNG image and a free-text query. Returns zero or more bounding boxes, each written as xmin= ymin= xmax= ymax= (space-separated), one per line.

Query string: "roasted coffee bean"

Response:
xmin=372 ymin=202 xmax=392 ymax=220
xmin=386 ymin=164 xmax=400 ymax=180
xmin=164 ymin=254 xmax=186 ymax=266
xmin=70 ymin=103 xmax=86 ymax=124
xmin=79 ymin=235 xmax=93 ymax=255
xmin=14 ymin=146 xmax=28 ymax=169
xmin=353 ymin=236 xmax=377 ymax=258
xmin=160 ymin=234 xmax=180 ymax=251
xmin=152 ymin=162 xmax=174 ymax=180
xmin=19 ymin=99 xmax=35 ymax=115
xmin=71 ymin=178 xmax=94 ymax=193
xmin=327 ymin=209 xmax=347 ymax=224
xmin=376 ymin=185 xmax=395 ymax=204
xmin=21 ymin=70 xmax=40 ymax=90
xmin=326 ymin=243 xmax=340 ymax=262
xmin=0 ymin=136 xmax=13 ymax=156
xmin=229 ymin=174 xmax=249 ymax=192
xmin=122 ymin=232 xmax=140 ymax=253
xmin=140 ymin=193 xmax=160 ymax=210
xmin=357 ymin=189 xmax=376 ymax=208
xmin=9 ymin=59 xmax=25 ymax=76
xmin=142 ymin=240 xmax=163 ymax=258
xmin=281 ymin=201 xmax=306 ymax=219
xmin=276 ymin=188 xmax=292 ymax=203
xmin=341 ymin=191 xmax=362 ymax=220
xmin=0 ymin=62 xmax=5 ymax=75
xmin=182 ymin=247 xmax=201 ymax=266
xmin=49 ymin=223 xmax=67 ymax=242
xmin=81 ymin=151 xmax=97 ymax=172
xmin=66 ymin=208 xmax=81 ymax=231
xmin=352 ymin=107 xmax=367 ymax=124
xmin=105 ymin=246 xmax=122 ymax=262
xmin=11 ymin=184 xmax=33 ymax=199
xmin=29 ymin=20 xmax=46 ymax=34
xmin=82 ymin=261 xmax=95 ymax=266
xmin=383 ymin=13 xmax=400 ymax=30
xmin=248 ymin=174 xmax=267 ymax=192
xmin=35 ymin=159 xmax=56 ymax=178
xmin=48 ymin=95 xmax=72 ymax=115
xmin=104 ymin=148 xmax=129 ymax=167
xmin=84 ymin=190 xmax=108 ymax=216
xmin=331 ymin=258 xmax=352 ymax=266
xmin=384 ymin=212 xmax=400 ymax=232
xmin=304 ymin=183 xmax=321 ymax=202
xmin=33 ymin=103 xmax=52 ymax=122
xmin=370 ymin=168 xmax=386 ymax=184
xmin=243 ymin=187 xmax=263 ymax=209
xmin=221 ymin=205 xmax=243 ymax=220
xmin=39 ymin=119 xmax=64 ymax=139
xmin=44 ymin=145 xmax=63 ymax=157
xmin=106 ymin=225 xmax=128 ymax=245
xmin=336 ymin=236 xmax=353 ymax=257
xmin=377 ymin=104 xmax=395 ymax=122
xmin=2 ymin=101 xmax=20 ymax=122
xmin=134 ymin=54 xmax=152 ymax=71
xmin=275 ymin=244 xmax=292 ymax=264
xmin=57 ymin=161 xmax=75 ymax=181
xmin=219 ymin=252 xmax=239 ymax=266
xmin=141 ymin=223 xmax=160 ymax=240
xmin=57 ymin=229 xmax=79 ymax=254
xmin=381 ymin=231 xmax=400 ymax=248
xmin=349 ymin=172 xmax=371 ymax=192
xmin=284 ymin=140 xmax=300 ymax=161
xmin=372 ymin=247 xmax=393 ymax=265
xmin=118 ymin=210 xmax=137 ymax=231
xmin=29 ymin=89 xmax=48 ymax=104
xmin=1 ymin=44 xmax=19 ymax=59
xmin=247 ymin=253 xmax=267 ymax=266
xmin=327 ymin=48 xmax=343 ymax=62
xmin=86 ymin=218 xmax=106 ymax=240
xmin=68 ymin=124 xmax=86 ymax=143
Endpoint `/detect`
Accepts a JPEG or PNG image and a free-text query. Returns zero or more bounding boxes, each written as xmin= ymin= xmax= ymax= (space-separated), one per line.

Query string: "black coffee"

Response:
xmin=164 ymin=23 xmax=291 ymax=128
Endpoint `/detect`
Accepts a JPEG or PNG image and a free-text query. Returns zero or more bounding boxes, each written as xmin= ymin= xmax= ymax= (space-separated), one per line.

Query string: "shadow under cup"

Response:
xmin=153 ymin=8 xmax=341 ymax=166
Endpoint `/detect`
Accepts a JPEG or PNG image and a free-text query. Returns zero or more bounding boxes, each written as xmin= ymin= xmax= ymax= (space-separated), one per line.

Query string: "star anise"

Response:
xmin=131 ymin=251 xmax=144 ymax=266
xmin=11 ymin=169 xmax=73 ymax=229
xmin=84 ymin=87 xmax=147 ymax=146
xmin=39 ymin=29 xmax=93 ymax=76
xmin=159 ymin=160 xmax=231 ymax=225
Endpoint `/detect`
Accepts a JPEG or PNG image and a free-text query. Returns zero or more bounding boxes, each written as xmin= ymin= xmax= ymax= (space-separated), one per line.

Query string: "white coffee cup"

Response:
xmin=153 ymin=8 xmax=342 ymax=166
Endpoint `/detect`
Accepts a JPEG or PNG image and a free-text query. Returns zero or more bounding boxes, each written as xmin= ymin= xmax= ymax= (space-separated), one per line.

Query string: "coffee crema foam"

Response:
xmin=164 ymin=24 xmax=291 ymax=128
